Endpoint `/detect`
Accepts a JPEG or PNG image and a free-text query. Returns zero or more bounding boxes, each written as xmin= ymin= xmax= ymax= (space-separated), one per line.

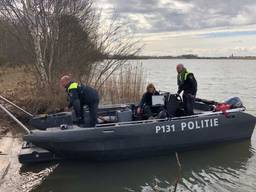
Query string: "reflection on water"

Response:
xmin=19 ymin=164 xmax=58 ymax=192
xmin=26 ymin=140 xmax=254 ymax=192
xmin=20 ymin=59 xmax=256 ymax=192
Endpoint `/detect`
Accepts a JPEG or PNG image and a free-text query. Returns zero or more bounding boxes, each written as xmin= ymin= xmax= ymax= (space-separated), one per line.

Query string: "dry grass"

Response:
xmin=0 ymin=66 xmax=65 ymax=114
xmin=0 ymin=64 xmax=146 ymax=115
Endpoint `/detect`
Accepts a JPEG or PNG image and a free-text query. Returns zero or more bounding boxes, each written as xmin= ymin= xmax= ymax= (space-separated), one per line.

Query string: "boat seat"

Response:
xmin=97 ymin=109 xmax=133 ymax=124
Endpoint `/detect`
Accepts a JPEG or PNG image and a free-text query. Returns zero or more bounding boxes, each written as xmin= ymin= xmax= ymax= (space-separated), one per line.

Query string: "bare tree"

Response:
xmin=87 ymin=16 xmax=141 ymax=89
xmin=0 ymin=0 xmax=140 ymax=90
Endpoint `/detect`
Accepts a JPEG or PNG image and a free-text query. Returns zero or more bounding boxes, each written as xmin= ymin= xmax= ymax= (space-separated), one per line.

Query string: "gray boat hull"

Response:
xmin=24 ymin=109 xmax=256 ymax=160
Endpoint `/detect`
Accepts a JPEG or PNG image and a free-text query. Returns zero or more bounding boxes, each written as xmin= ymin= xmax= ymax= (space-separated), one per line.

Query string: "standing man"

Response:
xmin=60 ymin=75 xmax=100 ymax=127
xmin=176 ymin=64 xmax=197 ymax=115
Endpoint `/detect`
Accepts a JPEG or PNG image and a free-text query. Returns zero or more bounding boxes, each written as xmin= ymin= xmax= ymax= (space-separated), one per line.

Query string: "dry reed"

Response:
xmin=0 ymin=63 xmax=146 ymax=114
xmin=99 ymin=64 xmax=145 ymax=104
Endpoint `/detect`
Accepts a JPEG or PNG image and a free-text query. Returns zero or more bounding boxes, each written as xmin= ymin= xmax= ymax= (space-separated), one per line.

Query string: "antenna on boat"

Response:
xmin=0 ymin=103 xmax=31 ymax=134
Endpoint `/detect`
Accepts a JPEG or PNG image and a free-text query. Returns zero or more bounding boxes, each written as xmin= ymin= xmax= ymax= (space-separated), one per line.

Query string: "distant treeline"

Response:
xmin=108 ymin=54 xmax=256 ymax=60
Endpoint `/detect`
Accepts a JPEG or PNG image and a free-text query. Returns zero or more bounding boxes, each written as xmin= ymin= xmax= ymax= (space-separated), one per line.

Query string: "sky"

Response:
xmin=97 ymin=0 xmax=256 ymax=57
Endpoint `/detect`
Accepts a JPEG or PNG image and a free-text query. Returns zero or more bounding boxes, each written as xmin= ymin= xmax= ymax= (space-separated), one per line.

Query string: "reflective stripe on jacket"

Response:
xmin=68 ymin=82 xmax=79 ymax=92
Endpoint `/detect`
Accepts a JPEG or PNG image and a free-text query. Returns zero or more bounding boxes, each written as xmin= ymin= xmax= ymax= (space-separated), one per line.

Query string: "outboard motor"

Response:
xmin=224 ymin=97 xmax=244 ymax=108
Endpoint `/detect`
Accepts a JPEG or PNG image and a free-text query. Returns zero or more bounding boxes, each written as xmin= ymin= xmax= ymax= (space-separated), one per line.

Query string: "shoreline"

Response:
xmin=121 ymin=57 xmax=256 ymax=60
xmin=0 ymin=131 xmax=23 ymax=191
xmin=0 ymin=128 xmax=56 ymax=192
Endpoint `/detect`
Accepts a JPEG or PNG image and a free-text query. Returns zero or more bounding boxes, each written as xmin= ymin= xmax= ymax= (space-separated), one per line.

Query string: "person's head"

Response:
xmin=146 ymin=83 xmax=156 ymax=93
xmin=176 ymin=63 xmax=185 ymax=73
xmin=60 ymin=75 xmax=72 ymax=89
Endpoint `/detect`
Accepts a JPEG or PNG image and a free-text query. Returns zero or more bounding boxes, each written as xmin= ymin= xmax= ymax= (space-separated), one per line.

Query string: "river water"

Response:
xmin=25 ymin=59 xmax=256 ymax=192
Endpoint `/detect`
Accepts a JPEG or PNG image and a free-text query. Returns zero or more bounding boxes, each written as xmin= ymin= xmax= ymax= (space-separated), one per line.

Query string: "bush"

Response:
xmin=0 ymin=55 xmax=8 ymax=66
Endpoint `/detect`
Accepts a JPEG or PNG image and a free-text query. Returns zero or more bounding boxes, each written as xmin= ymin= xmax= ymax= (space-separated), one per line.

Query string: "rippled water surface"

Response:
xmin=27 ymin=59 xmax=256 ymax=192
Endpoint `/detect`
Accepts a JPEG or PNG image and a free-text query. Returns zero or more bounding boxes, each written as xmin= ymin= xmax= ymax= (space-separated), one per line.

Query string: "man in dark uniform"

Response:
xmin=60 ymin=75 xmax=99 ymax=127
xmin=137 ymin=83 xmax=160 ymax=119
xmin=176 ymin=64 xmax=197 ymax=115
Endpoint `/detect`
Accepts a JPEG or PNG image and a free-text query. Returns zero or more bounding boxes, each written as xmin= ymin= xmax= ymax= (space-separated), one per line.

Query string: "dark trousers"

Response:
xmin=88 ymin=101 xmax=99 ymax=127
xmin=183 ymin=93 xmax=195 ymax=115
xmin=143 ymin=105 xmax=160 ymax=119
xmin=77 ymin=101 xmax=99 ymax=127
xmin=143 ymin=105 xmax=153 ymax=119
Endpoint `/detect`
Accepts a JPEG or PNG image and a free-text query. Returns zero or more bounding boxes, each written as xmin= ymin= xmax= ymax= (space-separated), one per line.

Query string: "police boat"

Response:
xmin=21 ymin=94 xmax=256 ymax=162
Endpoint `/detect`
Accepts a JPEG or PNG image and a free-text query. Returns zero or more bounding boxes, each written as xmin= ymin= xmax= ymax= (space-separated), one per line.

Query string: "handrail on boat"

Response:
xmin=95 ymin=107 xmax=245 ymax=128
xmin=0 ymin=95 xmax=33 ymax=117
xmin=0 ymin=103 xmax=31 ymax=134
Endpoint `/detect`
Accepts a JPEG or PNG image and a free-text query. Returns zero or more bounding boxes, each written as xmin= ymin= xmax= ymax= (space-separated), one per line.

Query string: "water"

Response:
xmin=25 ymin=59 xmax=256 ymax=192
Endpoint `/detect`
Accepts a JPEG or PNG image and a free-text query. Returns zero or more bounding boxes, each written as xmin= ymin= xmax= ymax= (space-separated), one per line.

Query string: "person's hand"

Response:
xmin=137 ymin=107 xmax=141 ymax=114
xmin=64 ymin=107 xmax=69 ymax=112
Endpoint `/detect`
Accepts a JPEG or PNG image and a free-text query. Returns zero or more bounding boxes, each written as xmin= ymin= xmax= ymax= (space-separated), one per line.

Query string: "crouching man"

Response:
xmin=60 ymin=75 xmax=100 ymax=127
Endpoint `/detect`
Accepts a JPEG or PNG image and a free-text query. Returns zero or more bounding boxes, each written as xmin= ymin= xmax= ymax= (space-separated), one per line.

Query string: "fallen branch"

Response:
xmin=0 ymin=162 xmax=10 ymax=180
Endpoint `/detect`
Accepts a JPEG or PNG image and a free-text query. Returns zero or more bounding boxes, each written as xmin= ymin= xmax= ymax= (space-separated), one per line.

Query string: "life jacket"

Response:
xmin=177 ymin=69 xmax=192 ymax=86
xmin=67 ymin=82 xmax=82 ymax=99
xmin=67 ymin=82 xmax=99 ymax=105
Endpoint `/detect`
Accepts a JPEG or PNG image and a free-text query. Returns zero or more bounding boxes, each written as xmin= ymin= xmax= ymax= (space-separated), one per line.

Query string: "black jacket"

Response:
xmin=66 ymin=82 xmax=99 ymax=109
xmin=178 ymin=73 xmax=197 ymax=95
xmin=139 ymin=91 xmax=160 ymax=107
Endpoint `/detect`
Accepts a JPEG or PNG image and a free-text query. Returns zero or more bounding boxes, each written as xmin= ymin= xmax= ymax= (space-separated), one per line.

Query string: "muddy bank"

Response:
xmin=0 ymin=119 xmax=24 ymax=191
xmin=0 ymin=101 xmax=55 ymax=192
xmin=0 ymin=133 xmax=23 ymax=192
xmin=0 ymin=125 xmax=57 ymax=192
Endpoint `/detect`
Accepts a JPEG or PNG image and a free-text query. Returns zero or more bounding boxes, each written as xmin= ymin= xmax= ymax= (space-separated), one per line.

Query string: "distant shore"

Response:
xmin=109 ymin=54 xmax=256 ymax=60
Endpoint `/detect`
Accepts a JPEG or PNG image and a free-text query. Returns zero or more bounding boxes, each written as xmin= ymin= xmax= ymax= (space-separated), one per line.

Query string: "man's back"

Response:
xmin=78 ymin=84 xmax=99 ymax=105
xmin=182 ymin=73 xmax=197 ymax=95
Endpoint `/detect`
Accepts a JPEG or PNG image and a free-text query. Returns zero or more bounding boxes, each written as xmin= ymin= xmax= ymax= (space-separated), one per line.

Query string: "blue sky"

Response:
xmin=97 ymin=0 xmax=256 ymax=56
